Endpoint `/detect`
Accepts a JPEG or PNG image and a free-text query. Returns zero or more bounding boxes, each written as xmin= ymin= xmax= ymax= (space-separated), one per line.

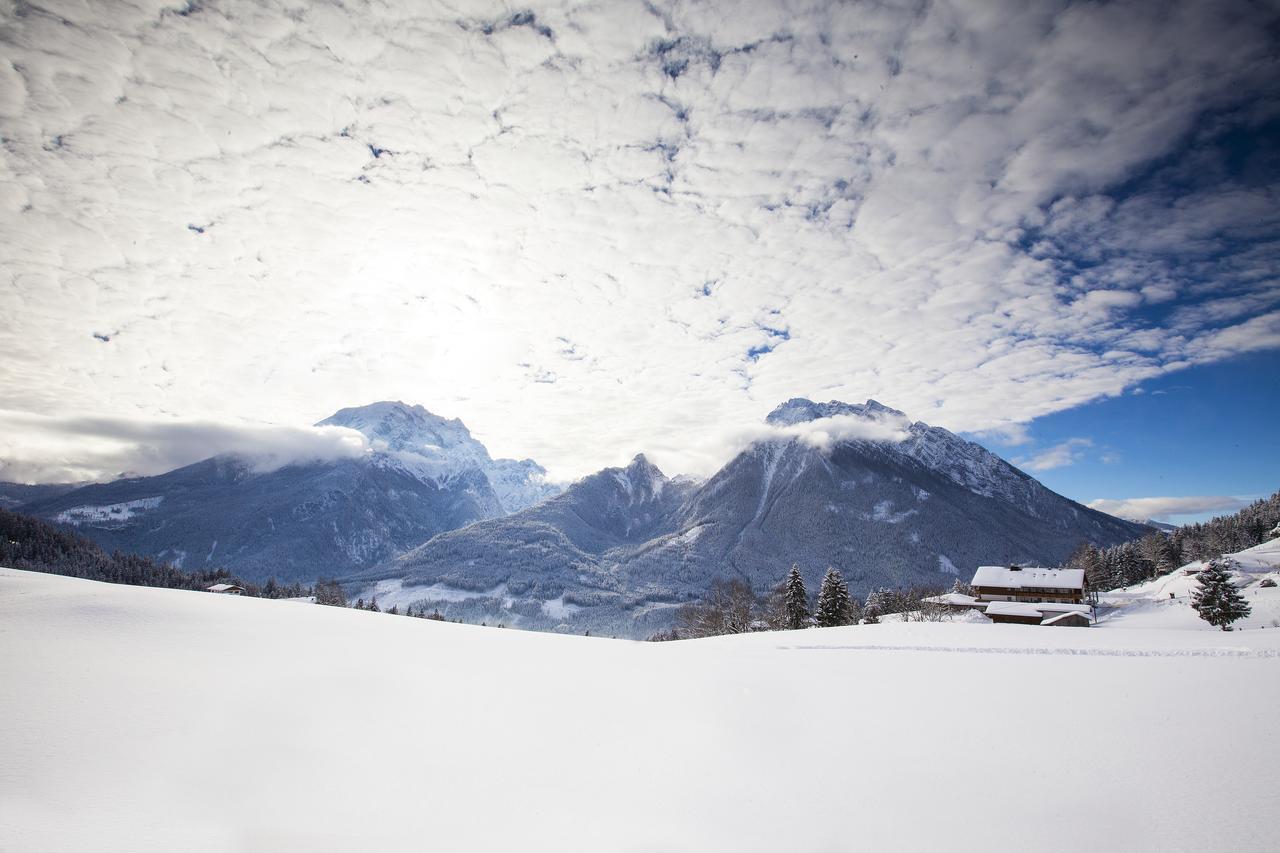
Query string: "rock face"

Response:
xmin=317 ymin=401 xmax=560 ymax=514
xmin=360 ymin=399 xmax=1145 ymax=637
xmin=20 ymin=403 xmax=561 ymax=583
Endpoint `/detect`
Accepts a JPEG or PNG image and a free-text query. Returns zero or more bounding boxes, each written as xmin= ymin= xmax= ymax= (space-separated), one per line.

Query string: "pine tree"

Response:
xmin=1191 ymin=559 xmax=1252 ymax=631
xmin=814 ymin=567 xmax=854 ymax=627
xmin=783 ymin=564 xmax=810 ymax=630
xmin=863 ymin=588 xmax=891 ymax=623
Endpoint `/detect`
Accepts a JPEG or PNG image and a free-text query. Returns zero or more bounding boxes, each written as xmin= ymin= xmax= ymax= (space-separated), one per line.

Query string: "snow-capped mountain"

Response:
xmin=319 ymin=401 xmax=559 ymax=513
xmin=358 ymin=398 xmax=1146 ymax=637
xmin=19 ymin=402 xmax=562 ymax=582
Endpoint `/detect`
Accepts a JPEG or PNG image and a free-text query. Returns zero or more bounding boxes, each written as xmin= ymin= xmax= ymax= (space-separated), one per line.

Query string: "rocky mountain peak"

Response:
xmin=765 ymin=397 xmax=908 ymax=427
xmin=317 ymin=401 xmax=479 ymax=456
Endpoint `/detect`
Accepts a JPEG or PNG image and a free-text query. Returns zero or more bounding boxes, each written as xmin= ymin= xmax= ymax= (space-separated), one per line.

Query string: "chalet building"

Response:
xmin=971 ymin=565 xmax=1086 ymax=604
xmin=969 ymin=565 xmax=1092 ymax=627
xmin=206 ymin=583 xmax=245 ymax=595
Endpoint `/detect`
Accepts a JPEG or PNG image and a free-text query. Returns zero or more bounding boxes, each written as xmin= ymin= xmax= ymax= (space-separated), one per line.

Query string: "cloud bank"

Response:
xmin=1087 ymin=495 xmax=1249 ymax=522
xmin=1 ymin=0 xmax=1277 ymax=480
xmin=0 ymin=411 xmax=368 ymax=483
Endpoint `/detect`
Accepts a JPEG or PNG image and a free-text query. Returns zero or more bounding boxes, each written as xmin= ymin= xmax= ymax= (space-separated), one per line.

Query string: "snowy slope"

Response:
xmin=3 ymin=569 xmax=1278 ymax=853
xmin=1097 ymin=538 xmax=1280 ymax=631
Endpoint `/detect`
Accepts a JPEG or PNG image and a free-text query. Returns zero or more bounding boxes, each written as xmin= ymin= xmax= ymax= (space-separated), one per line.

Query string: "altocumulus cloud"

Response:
xmin=0 ymin=412 xmax=368 ymax=483
xmin=0 ymin=0 xmax=1278 ymax=480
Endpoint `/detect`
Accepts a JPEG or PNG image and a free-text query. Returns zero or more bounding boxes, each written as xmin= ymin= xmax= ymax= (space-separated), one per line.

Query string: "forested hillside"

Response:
xmin=0 ymin=509 xmax=303 ymax=596
xmin=1069 ymin=490 xmax=1280 ymax=590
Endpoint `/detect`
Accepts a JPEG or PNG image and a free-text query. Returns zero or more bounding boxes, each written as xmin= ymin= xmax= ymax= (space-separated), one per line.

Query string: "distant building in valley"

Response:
xmin=206 ymin=582 xmax=245 ymax=595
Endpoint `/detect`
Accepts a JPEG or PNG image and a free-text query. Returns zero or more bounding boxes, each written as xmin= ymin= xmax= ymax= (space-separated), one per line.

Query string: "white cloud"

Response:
xmin=0 ymin=0 xmax=1276 ymax=481
xmin=1017 ymin=438 xmax=1093 ymax=472
xmin=0 ymin=411 xmax=368 ymax=484
xmin=1087 ymin=495 xmax=1249 ymax=522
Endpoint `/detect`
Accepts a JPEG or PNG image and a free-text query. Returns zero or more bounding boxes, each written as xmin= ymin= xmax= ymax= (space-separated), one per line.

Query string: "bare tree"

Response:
xmin=675 ymin=578 xmax=758 ymax=638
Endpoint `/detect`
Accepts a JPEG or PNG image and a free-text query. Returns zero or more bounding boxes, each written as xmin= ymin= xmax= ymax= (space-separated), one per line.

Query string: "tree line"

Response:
xmin=1 ymin=508 xmax=307 ymax=599
xmin=1066 ymin=490 xmax=1280 ymax=592
xmin=654 ymin=564 xmax=950 ymax=640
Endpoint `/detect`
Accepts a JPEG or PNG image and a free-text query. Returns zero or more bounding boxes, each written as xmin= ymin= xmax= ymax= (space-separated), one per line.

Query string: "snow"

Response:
xmin=1041 ymin=611 xmax=1089 ymax=626
xmin=3 ymin=567 xmax=1279 ymax=853
xmin=924 ymin=591 xmax=978 ymax=606
xmin=541 ymin=594 xmax=582 ymax=619
xmin=971 ymin=565 xmax=1085 ymax=591
xmin=54 ymin=496 xmax=163 ymax=526
xmin=1096 ymin=538 xmax=1280 ymax=632
xmin=354 ymin=578 xmax=507 ymax=610
xmin=866 ymin=499 xmax=917 ymax=523
xmin=937 ymin=554 xmax=958 ymax=575
xmin=984 ymin=601 xmax=1055 ymax=618
xmin=321 ymin=401 xmax=560 ymax=514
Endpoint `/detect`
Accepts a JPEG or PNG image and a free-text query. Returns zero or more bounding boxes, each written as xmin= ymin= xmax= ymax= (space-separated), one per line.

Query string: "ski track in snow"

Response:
xmin=778 ymin=643 xmax=1280 ymax=658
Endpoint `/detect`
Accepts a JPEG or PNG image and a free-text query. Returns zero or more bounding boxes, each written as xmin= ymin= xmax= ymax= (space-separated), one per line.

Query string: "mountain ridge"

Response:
xmin=354 ymin=398 xmax=1146 ymax=636
xmin=20 ymin=402 xmax=563 ymax=582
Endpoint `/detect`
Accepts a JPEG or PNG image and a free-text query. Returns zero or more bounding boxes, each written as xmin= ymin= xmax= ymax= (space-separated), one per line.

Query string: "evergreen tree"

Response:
xmin=814 ymin=567 xmax=854 ymax=627
xmin=783 ymin=564 xmax=810 ymax=630
xmin=1191 ymin=559 xmax=1252 ymax=631
xmin=863 ymin=588 xmax=891 ymax=623
xmin=368 ymin=596 xmax=380 ymax=613
xmin=313 ymin=579 xmax=347 ymax=607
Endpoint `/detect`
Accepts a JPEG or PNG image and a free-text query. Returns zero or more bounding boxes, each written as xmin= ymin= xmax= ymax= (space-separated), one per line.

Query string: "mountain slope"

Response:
xmin=360 ymin=399 xmax=1145 ymax=636
xmin=22 ymin=403 xmax=561 ymax=583
xmin=0 ymin=481 xmax=79 ymax=510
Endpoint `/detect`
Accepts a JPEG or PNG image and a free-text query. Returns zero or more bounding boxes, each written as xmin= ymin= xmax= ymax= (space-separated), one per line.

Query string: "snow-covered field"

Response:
xmin=1097 ymin=538 xmax=1280 ymax=631
xmin=3 ymin=568 xmax=1279 ymax=853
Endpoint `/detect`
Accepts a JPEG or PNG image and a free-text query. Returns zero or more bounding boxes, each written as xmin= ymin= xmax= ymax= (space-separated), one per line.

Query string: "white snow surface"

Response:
xmin=3 ymin=567 xmax=1279 ymax=853
xmin=53 ymin=496 xmax=163 ymax=525
xmin=1097 ymin=538 xmax=1280 ymax=632
xmin=972 ymin=565 xmax=1085 ymax=590
xmin=355 ymin=578 xmax=508 ymax=610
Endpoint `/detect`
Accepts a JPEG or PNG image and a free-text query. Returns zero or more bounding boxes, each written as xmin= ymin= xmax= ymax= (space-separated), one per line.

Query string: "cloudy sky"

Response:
xmin=1 ymin=0 xmax=1277 ymax=519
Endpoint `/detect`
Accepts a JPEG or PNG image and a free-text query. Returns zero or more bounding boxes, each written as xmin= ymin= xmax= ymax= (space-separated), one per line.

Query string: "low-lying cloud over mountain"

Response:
xmin=0 ymin=411 xmax=369 ymax=483
xmin=16 ymin=402 xmax=562 ymax=581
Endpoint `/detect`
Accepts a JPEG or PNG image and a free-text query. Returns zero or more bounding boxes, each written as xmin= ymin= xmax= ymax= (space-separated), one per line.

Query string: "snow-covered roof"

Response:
xmin=971 ymin=566 xmax=1085 ymax=590
xmin=206 ymin=583 xmax=241 ymax=592
xmin=983 ymin=601 xmax=1047 ymax=618
xmin=1041 ymin=611 xmax=1091 ymax=625
xmin=982 ymin=601 xmax=1093 ymax=620
xmin=922 ymin=592 xmax=978 ymax=606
